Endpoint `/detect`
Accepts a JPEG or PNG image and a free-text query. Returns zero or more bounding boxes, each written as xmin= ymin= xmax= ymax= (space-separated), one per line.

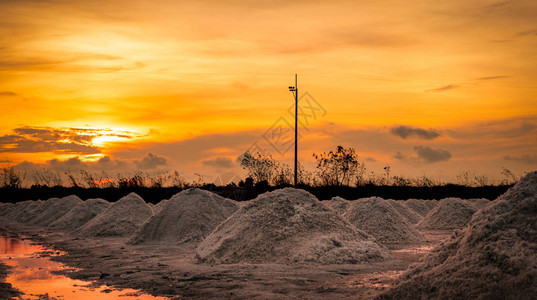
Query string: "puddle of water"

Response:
xmin=0 ymin=235 xmax=169 ymax=300
xmin=391 ymin=245 xmax=435 ymax=254
xmin=344 ymin=270 xmax=404 ymax=289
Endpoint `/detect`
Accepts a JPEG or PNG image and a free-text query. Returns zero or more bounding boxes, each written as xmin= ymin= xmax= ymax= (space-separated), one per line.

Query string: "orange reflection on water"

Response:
xmin=391 ymin=245 xmax=435 ymax=254
xmin=0 ymin=236 xmax=45 ymax=256
xmin=0 ymin=235 xmax=168 ymax=300
xmin=344 ymin=270 xmax=404 ymax=289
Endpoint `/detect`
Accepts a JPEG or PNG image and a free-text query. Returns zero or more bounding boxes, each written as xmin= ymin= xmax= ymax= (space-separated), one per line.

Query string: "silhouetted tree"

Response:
xmin=313 ymin=146 xmax=360 ymax=186
xmin=239 ymin=152 xmax=276 ymax=184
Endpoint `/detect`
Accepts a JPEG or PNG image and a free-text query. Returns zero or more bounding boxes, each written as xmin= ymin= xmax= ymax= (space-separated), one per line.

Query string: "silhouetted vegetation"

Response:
xmin=313 ymin=146 xmax=360 ymax=186
xmin=0 ymin=146 xmax=519 ymax=203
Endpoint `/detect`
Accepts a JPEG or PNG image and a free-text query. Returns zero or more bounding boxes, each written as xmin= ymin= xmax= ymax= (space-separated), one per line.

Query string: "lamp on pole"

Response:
xmin=289 ymin=74 xmax=298 ymax=186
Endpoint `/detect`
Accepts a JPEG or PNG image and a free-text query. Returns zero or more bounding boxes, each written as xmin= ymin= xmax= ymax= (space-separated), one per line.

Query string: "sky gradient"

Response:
xmin=1 ymin=0 xmax=536 ymax=184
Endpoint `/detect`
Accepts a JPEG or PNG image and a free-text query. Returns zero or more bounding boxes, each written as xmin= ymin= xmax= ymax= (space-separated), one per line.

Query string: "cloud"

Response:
xmin=391 ymin=125 xmax=440 ymax=140
xmin=329 ymin=28 xmax=417 ymax=49
xmin=48 ymin=156 xmax=86 ymax=170
xmin=112 ymin=130 xmax=259 ymax=167
xmin=447 ymin=116 xmax=537 ymax=140
xmin=425 ymin=84 xmax=459 ymax=92
xmin=202 ymin=156 xmax=235 ymax=169
xmin=0 ymin=53 xmax=146 ymax=73
xmin=394 ymin=151 xmax=406 ymax=160
xmin=134 ymin=153 xmax=168 ymax=170
xmin=485 ymin=1 xmax=511 ymax=9
xmin=0 ymin=91 xmax=18 ymax=96
xmin=475 ymin=76 xmax=508 ymax=80
xmin=0 ymin=134 xmax=99 ymax=154
xmin=413 ymin=146 xmax=452 ymax=163
xmin=504 ymin=154 xmax=537 ymax=164
xmin=517 ymin=29 xmax=537 ymax=37
xmin=14 ymin=156 xmax=133 ymax=173
xmin=0 ymin=126 xmax=140 ymax=155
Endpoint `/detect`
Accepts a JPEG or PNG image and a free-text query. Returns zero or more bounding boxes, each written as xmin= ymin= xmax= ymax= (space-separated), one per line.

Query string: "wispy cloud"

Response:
xmin=485 ymin=1 xmax=511 ymax=9
xmin=0 ymin=91 xmax=18 ymax=96
xmin=475 ymin=76 xmax=508 ymax=80
xmin=517 ymin=29 xmax=537 ymax=37
xmin=447 ymin=116 xmax=537 ymax=140
xmin=425 ymin=84 xmax=459 ymax=92
xmin=504 ymin=154 xmax=537 ymax=164
xmin=202 ymin=156 xmax=235 ymax=169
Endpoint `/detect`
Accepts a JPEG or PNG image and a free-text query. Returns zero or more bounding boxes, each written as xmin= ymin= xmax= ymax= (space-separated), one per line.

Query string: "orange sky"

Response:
xmin=1 ymin=0 xmax=536 ymax=184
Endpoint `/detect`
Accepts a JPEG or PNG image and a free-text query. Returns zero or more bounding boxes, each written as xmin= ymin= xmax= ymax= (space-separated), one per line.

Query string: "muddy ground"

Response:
xmin=0 ymin=220 xmax=452 ymax=299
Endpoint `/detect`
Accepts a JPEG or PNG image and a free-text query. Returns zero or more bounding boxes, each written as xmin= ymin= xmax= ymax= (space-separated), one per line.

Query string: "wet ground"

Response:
xmin=0 ymin=233 xmax=168 ymax=300
xmin=0 ymin=220 xmax=452 ymax=299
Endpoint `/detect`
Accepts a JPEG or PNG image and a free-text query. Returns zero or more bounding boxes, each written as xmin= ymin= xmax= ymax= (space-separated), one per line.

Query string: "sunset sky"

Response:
xmin=1 ymin=0 xmax=536 ymax=185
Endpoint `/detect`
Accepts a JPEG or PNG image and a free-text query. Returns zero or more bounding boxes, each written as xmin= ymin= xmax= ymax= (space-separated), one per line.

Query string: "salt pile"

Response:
xmin=129 ymin=188 xmax=238 ymax=245
xmin=18 ymin=200 xmax=50 ymax=224
xmin=469 ymin=198 xmax=491 ymax=210
xmin=403 ymin=199 xmax=433 ymax=216
xmin=378 ymin=171 xmax=537 ymax=299
xmin=30 ymin=196 xmax=83 ymax=226
xmin=4 ymin=200 xmax=45 ymax=223
xmin=49 ymin=198 xmax=110 ymax=231
xmin=423 ymin=199 xmax=438 ymax=210
xmin=323 ymin=196 xmax=351 ymax=215
xmin=343 ymin=197 xmax=425 ymax=244
xmin=387 ymin=199 xmax=422 ymax=224
xmin=151 ymin=199 xmax=169 ymax=215
xmin=197 ymin=188 xmax=389 ymax=264
xmin=76 ymin=193 xmax=152 ymax=237
xmin=417 ymin=198 xmax=476 ymax=230
xmin=0 ymin=203 xmax=14 ymax=216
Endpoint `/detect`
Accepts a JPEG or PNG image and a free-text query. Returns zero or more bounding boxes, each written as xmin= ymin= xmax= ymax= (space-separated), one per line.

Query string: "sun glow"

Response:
xmin=84 ymin=127 xmax=143 ymax=147
xmin=80 ymin=153 xmax=107 ymax=162
xmin=92 ymin=135 xmax=131 ymax=147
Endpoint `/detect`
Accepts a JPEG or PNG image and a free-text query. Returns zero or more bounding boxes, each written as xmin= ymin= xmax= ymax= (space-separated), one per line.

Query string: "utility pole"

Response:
xmin=289 ymin=74 xmax=298 ymax=186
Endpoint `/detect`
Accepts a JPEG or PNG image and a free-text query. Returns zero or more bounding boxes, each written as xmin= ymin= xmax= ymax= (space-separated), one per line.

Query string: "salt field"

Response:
xmin=0 ymin=172 xmax=536 ymax=299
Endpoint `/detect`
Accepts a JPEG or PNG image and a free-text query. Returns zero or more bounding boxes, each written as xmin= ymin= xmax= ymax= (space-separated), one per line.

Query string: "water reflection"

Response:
xmin=344 ymin=270 xmax=404 ymax=289
xmin=0 ymin=235 xmax=168 ymax=300
xmin=0 ymin=236 xmax=44 ymax=255
xmin=391 ymin=245 xmax=435 ymax=254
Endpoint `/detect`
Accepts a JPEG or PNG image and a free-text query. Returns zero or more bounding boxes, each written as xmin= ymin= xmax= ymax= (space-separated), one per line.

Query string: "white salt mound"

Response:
xmin=129 ymin=188 xmax=238 ymax=245
xmin=423 ymin=199 xmax=439 ymax=210
xmin=18 ymin=200 xmax=49 ymax=223
xmin=5 ymin=200 xmax=44 ymax=223
xmin=151 ymin=199 xmax=169 ymax=215
xmin=0 ymin=203 xmax=15 ymax=216
xmin=469 ymin=198 xmax=491 ymax=210
xmin=403 ymin=199 xmax=433 ymax=216
xmin=30 ymin=196 xmax=83 ymax=226
xmin=417 ymin=198 xmax=476 ymax=230
xmin=76 ymin=193 xmax=152 ymax=237
xmin=387 ymin=199 xmax=422 ymax=224
xmin=344 ymin=197 xmax=425 ymax=244
xmin=324 ymin=196 xmax=351 ymax=215
xmin=196 ymin=188 xmax=389 ymax=265
xmin=48 ymin=198 xmax=110 ymax=231
xmin=379 ymin=171 xmax=537 ymax=299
